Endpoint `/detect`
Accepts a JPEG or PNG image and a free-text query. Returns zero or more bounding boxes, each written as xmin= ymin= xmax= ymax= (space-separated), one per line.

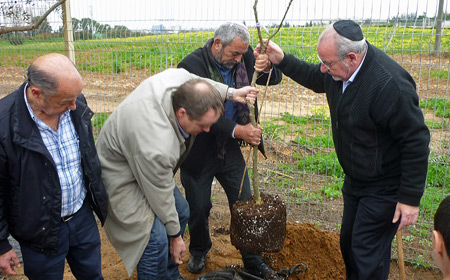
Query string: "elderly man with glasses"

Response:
xmin=255 ymin=20 xmax=430 ymax=280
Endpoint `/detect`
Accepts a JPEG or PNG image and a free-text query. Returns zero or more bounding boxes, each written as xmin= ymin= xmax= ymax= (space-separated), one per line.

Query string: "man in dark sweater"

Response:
xmin=255 ymin=20 xmax=430 ymax=280
xmin=177 ymin=22 xmax=282 ymax=279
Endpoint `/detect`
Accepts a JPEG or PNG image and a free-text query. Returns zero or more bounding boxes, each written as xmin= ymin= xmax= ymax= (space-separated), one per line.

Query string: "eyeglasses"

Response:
xmin=317 ymin=54 xmax=339 ymax=70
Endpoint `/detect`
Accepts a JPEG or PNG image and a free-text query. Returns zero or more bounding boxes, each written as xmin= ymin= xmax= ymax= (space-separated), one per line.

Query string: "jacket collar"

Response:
xmin=356 ymin=41 xmax=375 ymax=77
xmin=12 ymin=83 xmax=42 ymax=148
xmin=203 ymin=38 xmax=219 ymax=68
xmin=12 ymin=82 xmax=93 ymax=149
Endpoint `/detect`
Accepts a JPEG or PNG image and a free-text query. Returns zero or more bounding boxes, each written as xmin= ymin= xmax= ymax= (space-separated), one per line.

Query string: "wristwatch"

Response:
xmin=227 ymin=87 xmax=234 ymax=100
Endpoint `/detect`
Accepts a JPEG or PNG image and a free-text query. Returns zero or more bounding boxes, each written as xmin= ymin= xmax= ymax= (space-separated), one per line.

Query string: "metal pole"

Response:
xmin=62 ymin=0 xmax=75 ymax=64
xmin=434 ymin=0 xmax=445 ymax=53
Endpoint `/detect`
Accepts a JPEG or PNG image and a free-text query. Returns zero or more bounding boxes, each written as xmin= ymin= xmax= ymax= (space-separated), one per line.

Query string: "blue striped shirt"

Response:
xmin=24 ymin=85 xmax=86 ymax=217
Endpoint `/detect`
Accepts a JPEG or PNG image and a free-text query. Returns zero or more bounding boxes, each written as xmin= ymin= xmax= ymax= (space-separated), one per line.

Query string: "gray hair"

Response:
xmin=214 ymin=22 xmax=250 ymax=47
xmin=172 ymin=79 xmax=224 ymax=120
xmin=319 ymin=24 xmax=366 ymax=60
xmin=26 ymin=63 xmax=59 ymax=97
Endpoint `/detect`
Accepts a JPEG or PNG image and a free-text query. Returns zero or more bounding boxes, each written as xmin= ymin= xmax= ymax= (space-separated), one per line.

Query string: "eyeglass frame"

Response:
xmin=317 ymin=54 xmax=340 ymax=70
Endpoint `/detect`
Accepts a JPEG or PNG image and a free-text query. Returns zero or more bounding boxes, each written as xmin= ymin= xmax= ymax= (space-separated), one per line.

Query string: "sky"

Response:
xmin=1 ymin=0 xmax=448 ymax=31
xmin=68 ymin=0 xmax=447 ymax=30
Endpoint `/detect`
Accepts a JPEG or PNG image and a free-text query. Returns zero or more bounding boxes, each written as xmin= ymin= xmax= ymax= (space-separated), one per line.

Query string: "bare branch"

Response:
xmin=253 ymin=0 xmax=265 ymax=52
xmin=266 ymin=0 xmax=294 ymax=42
xmin=249 ymin=0 xmax=294 ymax=204
xmin=0 ymin=0 xmax=66 ymax=35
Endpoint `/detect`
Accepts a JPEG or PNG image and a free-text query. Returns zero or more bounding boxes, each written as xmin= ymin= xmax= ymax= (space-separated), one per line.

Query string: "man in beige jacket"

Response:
xmin=95 ymin=68 xmax=258 ymax=280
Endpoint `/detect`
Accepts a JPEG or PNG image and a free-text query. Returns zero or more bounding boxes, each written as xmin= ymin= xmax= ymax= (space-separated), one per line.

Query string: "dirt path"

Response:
xmin=4 ymin=218 xmax=443 ymax=280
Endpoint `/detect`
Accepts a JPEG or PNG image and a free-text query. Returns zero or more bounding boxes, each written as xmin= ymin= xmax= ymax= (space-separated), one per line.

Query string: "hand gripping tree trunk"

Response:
xmin=230 ymin=0 xmax=293 ymax=255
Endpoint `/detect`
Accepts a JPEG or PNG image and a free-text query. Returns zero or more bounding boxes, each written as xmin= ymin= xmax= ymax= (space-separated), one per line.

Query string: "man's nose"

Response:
xmin=320 ymin=63 xmax=329 ymax=73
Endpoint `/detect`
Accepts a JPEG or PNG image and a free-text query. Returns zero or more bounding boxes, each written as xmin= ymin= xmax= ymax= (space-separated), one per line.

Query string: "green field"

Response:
xmin=1 ymin=26 xmax=449 ymax=74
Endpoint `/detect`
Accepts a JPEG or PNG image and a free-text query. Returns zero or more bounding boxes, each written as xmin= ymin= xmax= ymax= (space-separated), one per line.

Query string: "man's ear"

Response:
xmin=433 ymin=230 xmax=444 ymax=257
xmin=347 ymin=52 xmax=358 ymax=66
xmin=175 ymin=108 xmax=187 ymax=120
xmin=213 ymin=38 xmax=222 ymax=51
xmin=30 ymin=86 xmax=42 ymax=98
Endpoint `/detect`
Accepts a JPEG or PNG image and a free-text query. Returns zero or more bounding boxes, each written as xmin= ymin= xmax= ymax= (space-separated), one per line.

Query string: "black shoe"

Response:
xmin=187 ymin=255 xmax=206 ymax=274
xmin=243 ymin=262 xmax=282 ymax=280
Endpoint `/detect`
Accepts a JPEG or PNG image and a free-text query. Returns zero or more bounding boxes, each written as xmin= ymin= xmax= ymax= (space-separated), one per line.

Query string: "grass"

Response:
xmin=296 ymin=151 xmax=344 ymax=178
xmin=2 ymin=25 xmax=450 ymax=75
xmin=420 ymin=97 xmax=450 ymax=118
xmin=293 ymin=134 xmax=334 ymax=149
xmin=91 ymin=112 xmax=110 ymax=141
xmin=425 ymin=119 xmax=448 ymax=129
xmin=92 ymin=112 xmax=110 ymax=129
xmin=426 ymin=153 xmax=450 ymax=190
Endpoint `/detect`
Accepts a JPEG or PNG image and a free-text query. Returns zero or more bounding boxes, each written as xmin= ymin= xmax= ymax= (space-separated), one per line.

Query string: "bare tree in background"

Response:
xmin=0 ymin=0 xmax=66 ymax=35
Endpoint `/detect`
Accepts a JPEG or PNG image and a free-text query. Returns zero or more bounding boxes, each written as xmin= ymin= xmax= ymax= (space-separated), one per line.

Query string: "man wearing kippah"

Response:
xmin=255 ymin=19 xmax=430 ymax=279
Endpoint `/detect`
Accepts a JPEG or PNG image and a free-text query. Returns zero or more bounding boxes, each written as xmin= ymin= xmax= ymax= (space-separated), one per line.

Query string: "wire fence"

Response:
xmin=1 ymin=0 xmax=450 ymax=268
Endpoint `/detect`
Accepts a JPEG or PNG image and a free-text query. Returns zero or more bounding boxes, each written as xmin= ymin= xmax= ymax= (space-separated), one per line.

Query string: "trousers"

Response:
xmin=340 ymin=180 xmax=399 ymax=280
xmin=21 ymin=200 xmax=103 ymax=280
xmin=181 ymin=141 xmax=263 ymax=268
xmin=137 ymin=186 xmax=190 ymax=280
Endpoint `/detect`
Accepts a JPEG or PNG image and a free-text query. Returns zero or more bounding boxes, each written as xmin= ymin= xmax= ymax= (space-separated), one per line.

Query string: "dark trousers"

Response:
xmin=340 ymin=181 xmax=399 ymax=280
xmin=181 ymin=141 xmax=263 ymax=268
xmin=20 ymin=201 xmax=103 ymax=280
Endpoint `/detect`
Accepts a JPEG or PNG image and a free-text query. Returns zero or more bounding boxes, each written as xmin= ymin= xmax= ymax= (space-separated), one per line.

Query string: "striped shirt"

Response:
xmin=24 ymin=85 xmax=86 ymax=217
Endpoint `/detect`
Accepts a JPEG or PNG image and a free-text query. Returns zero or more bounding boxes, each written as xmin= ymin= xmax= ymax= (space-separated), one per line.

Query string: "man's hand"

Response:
xmin=169 ymin=236 xmax=186 ymax=265
xmin=234 ymin=123 xmax=262 ymax=146
xmin=392 ymin=202 xmax=419 ymax=231
xmin=254 ymin=40 xmax=285 ymax=65
xmin=233 ymin=86 xmax=259 ymax=104
xmin=254 ymin=53 xmax=272 ymax=73
xmin=0 ymin=249 xmax=20 ymax=275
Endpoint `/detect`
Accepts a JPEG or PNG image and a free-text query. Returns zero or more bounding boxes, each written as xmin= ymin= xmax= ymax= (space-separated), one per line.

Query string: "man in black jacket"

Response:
xmin=0 ymin=53 xmax=108 ymax=279
xmin=255 ymin=20 xmax=430 ymax=280
xmin=177 ymin=22 xmax=282 ymax=279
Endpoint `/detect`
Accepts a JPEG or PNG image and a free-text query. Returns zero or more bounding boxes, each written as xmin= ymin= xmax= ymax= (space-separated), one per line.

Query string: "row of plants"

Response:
xmin=2 ymin=25 xmax=450 ymax=74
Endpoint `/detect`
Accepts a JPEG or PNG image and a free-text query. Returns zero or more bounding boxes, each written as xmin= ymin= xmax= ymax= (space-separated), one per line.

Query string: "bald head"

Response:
xmin=27 ymin=53 xmax=82 ymax=97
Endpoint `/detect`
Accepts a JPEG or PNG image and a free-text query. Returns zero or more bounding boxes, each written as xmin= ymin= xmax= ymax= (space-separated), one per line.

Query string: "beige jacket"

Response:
xmin=95 ymin=68 xmax=229 ymax=275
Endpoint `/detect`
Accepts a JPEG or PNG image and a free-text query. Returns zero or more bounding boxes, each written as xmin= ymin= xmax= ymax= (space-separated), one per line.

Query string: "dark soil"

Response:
xmin=3 ymin=213 xmax=443 ymax=280
xmin=231 ymin=192 xmax=286 ymax=254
